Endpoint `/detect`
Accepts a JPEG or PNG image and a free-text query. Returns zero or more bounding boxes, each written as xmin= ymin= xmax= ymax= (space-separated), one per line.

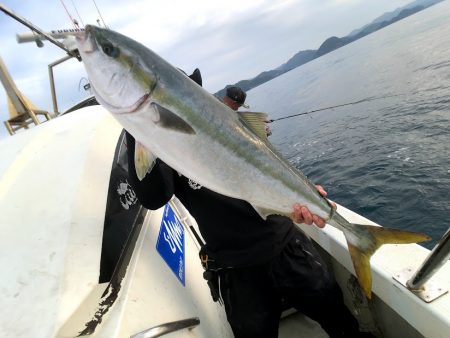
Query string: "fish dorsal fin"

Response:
xmin=134 ymin=141 xmax=156 ymax=181
xmin=238 ymin=111 xmax=269 ymax=142
xmin=150 ymin=102 xmax=196 ymax=134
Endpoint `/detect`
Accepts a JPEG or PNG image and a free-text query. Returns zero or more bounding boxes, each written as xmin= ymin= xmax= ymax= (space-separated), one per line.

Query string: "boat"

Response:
xmin=0 ymin=5 xmax=449 ymax=338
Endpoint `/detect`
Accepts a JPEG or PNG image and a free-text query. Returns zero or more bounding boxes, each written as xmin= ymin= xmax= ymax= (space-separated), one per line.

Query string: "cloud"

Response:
xmin=0 ymin=0 xmax=416 ymax=139
xmin=104 ymin=0 xmax=267 ymax=50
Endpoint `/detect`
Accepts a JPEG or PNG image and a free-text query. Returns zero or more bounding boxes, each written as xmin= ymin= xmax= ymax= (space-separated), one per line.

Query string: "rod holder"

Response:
xmin=407 ymin=227 xmax=450 ymax=290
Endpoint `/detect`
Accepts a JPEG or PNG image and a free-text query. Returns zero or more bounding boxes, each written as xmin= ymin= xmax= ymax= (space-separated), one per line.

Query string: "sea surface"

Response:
xmin=247 ymin=1 xmax=450 ymax=249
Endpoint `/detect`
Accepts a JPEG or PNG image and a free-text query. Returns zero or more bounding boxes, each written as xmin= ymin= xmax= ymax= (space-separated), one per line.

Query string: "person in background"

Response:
xmin=223 ymin=86 xmax=272 ymax=136
xmin=125 ymin=70 xmax=369 ymax=338
xmin=223 ymin=86 xmax=248 ymax=110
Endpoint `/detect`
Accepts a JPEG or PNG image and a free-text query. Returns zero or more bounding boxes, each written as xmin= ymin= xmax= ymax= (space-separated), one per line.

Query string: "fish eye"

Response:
xmin=102 ymin=42 xmax=119 ymax=57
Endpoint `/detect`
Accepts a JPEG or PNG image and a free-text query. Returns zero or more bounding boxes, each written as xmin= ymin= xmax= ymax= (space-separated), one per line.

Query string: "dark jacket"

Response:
xmin=126 ymin=131 xmax=296 ymax=267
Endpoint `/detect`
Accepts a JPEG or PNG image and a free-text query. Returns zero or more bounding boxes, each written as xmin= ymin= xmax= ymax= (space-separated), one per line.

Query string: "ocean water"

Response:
xmin=247 ymin=1 xmax=450 ymax=249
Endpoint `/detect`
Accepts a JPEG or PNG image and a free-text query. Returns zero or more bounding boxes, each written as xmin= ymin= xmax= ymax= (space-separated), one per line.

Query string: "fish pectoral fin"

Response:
xmin=134 ymin=141 xmax=156 ymax=181
xmin=150 ymin=102 xmax=196 ymax=134
xmin=237 ymin=111 xmax=270 ymax=142
xmin=344 ymin=224 xmax=431 ymax=299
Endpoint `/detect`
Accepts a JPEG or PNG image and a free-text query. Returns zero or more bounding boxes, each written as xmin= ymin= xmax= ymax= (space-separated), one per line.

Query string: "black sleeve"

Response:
xmin=125 ymin=130 xmax=175 ymax=210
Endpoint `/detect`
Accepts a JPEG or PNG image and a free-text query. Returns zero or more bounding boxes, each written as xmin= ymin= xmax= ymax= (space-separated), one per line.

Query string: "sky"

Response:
xmin=0 ymin=0 xmax=416 ymax=139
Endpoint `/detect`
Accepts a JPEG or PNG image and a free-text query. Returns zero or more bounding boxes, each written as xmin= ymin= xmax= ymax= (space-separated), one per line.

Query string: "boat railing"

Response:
xmin=0 ymin=4 xmax=81 ymax=129
xmin=48 ymin=55 xmax=74 ymax=114
xmin=130 ymin=317 xmax=200 ymax=338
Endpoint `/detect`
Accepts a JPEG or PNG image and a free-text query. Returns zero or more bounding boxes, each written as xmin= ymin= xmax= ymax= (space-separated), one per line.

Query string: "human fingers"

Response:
xmin=315 ymin=184 xmax=327 ymax=197
xmin=291 ymin=203 xmax=304 ymax=223
xmin=301 ymin=206 xmax=313 ymax=225
xmin=312 ymin=215 xmax=326 ymax=228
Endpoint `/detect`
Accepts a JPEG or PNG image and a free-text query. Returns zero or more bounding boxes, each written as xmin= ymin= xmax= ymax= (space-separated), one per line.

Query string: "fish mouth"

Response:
xmin=76 ymin=29 xmax=96 ymax=54
xmin=92 ymin=84 xmax=151 ymax=114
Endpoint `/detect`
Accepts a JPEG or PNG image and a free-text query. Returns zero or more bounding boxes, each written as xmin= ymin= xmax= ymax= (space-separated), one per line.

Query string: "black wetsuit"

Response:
xmin=125 ymin=131 xmax=361 ymax=338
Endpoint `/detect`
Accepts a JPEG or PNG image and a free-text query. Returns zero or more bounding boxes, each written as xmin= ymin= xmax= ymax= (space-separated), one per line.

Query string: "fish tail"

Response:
xmin=344 ymin=224 xmax=431 ymax=299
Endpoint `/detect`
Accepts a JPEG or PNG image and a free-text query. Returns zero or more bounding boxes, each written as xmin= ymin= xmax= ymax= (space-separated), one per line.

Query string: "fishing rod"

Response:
xmin=268 ymin=94 xmax=401 ymax=123
xmin=0 ymin=4 xmax=80 ymax=59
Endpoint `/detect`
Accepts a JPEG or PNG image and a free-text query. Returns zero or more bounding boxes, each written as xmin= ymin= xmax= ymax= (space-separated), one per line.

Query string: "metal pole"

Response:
xmin=407 ymin=228 xmax=450 ymax=290
xmin=48 ymin=55 xmax=73 ymax=114
xmin=16 ymin=29 xmax=85 ymax=44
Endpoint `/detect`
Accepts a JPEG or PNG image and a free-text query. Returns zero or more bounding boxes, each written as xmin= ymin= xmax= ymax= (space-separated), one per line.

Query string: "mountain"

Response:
xmin=315 ymin=36 xmax=352 ymax=58
xmin=349 ymin=5 xmax=426 ymax=39
xmin=276 ymin=50 xmax=317 ymax=73
xmin=215 ymin=0 xmax=443 ymax=97
xmin=215 ymin=50 xmax=315 ymax=98
xmin=349 ymin=0 xmax=441 ymax=37
xmin=314 ymin=5 xmax=428 ymax=58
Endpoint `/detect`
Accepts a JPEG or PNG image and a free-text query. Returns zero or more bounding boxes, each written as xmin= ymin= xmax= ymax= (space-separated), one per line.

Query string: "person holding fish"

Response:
xmin=77 ymin=26 xmax=428 ymax=337
xmin=124 ymin=74 xmax=367 ymax=337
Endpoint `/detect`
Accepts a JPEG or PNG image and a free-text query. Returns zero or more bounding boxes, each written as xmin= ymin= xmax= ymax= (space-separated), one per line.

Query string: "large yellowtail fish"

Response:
xmin=76 ymin=26 xmax=430 ymax=298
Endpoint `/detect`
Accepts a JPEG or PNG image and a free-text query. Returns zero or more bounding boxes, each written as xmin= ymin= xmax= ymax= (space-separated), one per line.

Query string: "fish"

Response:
xmin=76 ymin=25 xmax=430 ymax=298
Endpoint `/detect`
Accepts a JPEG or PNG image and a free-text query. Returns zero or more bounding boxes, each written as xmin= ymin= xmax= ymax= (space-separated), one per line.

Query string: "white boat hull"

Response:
xmin=0 ymin=106 xmax=448 ymax=337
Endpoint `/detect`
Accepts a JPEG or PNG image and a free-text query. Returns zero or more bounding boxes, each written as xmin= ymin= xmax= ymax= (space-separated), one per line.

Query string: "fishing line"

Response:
xmin=268 ymin=93 xmax=402 ymax=123
xmin=59 ymin=0 xmax=80 ymax=29
xmin=70 ymin=0 xmax=85 ymax=28
xmin=92 ymin=0 xmax=108 ymax=28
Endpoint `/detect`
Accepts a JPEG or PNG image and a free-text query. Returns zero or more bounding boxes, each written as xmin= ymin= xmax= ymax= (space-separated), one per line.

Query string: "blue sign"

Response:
xmin=156 ymin=204 xmax=185 ymax=286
